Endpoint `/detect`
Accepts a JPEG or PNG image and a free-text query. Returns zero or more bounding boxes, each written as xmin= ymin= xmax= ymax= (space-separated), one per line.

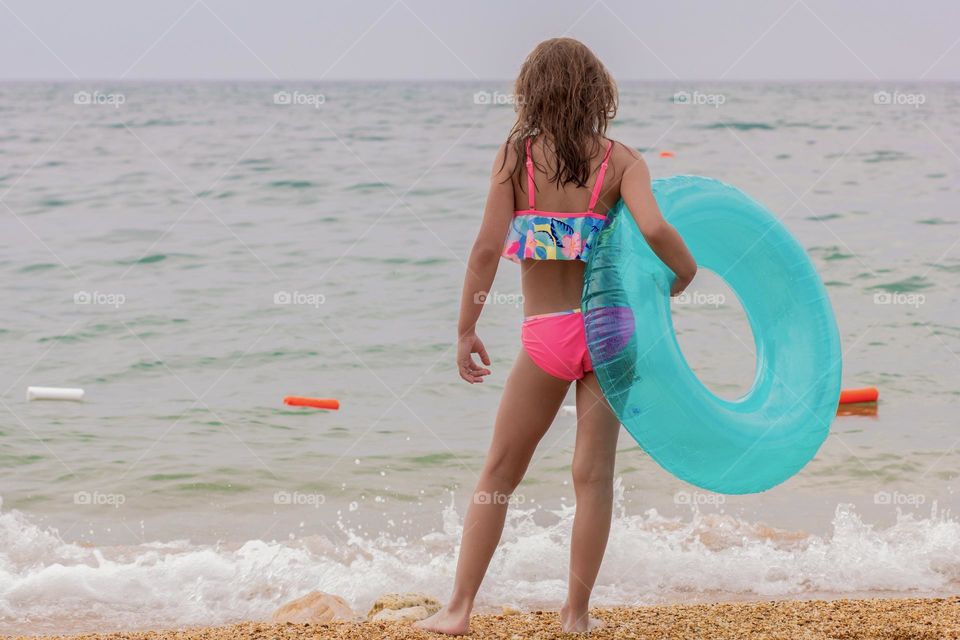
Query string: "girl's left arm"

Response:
xmin=456 ymin=143 xmax=516 ymax=383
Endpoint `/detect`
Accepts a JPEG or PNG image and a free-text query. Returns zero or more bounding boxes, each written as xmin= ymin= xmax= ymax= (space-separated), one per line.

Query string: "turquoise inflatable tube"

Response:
xmin=582 ymin=176 xmax=841 ymax=494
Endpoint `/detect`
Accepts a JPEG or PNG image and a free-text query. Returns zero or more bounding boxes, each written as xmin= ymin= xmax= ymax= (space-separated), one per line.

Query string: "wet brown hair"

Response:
xmin=504 ymin=38 xmax=618 ymax=190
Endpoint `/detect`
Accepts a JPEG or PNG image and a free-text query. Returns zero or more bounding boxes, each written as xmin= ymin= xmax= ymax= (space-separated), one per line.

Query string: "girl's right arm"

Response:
xmin=455 ymin=142 xmax=516 ymax=383
xmin=620 ymin=151 xmax=697 ymax=295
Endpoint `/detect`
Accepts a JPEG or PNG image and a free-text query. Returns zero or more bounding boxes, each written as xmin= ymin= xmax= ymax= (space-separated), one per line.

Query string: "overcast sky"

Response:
xmin=1 ymin=0 xmax=957 ymax=81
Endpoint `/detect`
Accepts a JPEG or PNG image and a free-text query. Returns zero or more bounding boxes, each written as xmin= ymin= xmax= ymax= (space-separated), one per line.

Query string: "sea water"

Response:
xmin=0 ymin=81 xmax=958 ymax=634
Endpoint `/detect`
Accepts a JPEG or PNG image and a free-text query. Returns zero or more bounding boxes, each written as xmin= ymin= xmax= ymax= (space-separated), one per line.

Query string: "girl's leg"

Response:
xmin=561 ymin=371 xmax=620 ymax=633
xmin=416 ymin=349 xmax=571 ymax=635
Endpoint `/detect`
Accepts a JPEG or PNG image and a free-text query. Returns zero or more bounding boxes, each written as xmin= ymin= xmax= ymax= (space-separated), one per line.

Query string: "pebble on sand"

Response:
xmin=271 ymin=591 xmax=358 ymax=624
xmin=366 ymin=592 xmax=441 ymax=622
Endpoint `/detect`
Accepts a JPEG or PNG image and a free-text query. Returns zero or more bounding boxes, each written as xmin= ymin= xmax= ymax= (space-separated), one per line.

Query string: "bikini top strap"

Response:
xmin=587 ymin=140 xmax=614 ymax=213
xmin=525 ymin=138 xmax=536 ymax=210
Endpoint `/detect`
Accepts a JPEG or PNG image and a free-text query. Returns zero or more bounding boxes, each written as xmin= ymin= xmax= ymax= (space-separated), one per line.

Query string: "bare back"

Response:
xmin=509 ymin=137 xmax=634 ymax=316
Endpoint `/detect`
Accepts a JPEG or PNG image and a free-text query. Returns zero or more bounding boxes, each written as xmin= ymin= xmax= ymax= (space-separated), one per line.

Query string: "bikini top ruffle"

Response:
xmin=502 ymin=137 xmax=613 ymax=263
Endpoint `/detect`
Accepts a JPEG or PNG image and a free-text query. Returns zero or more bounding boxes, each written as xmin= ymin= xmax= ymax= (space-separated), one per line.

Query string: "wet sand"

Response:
xmin=5 ymin=597 xmax=959 ymax=640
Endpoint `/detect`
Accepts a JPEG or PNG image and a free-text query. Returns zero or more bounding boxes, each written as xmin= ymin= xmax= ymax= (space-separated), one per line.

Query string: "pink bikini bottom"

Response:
xmin=521 ymin=308 xmax=593 ymax=381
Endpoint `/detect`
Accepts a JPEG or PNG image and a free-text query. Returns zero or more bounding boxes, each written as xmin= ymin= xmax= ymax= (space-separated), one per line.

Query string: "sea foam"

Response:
xmin=1 ymin=487 xmax=958 ymax=635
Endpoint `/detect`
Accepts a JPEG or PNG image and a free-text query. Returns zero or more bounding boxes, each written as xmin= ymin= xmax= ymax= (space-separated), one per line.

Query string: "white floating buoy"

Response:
xmin=560 ymin=404 xmax=577 ymax=417
xmin=26 ymin=386 xmax=85 ymax=402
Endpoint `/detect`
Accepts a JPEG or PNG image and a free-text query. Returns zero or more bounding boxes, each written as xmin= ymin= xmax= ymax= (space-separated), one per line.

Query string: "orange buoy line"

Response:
xmin=838 ymin=387 xmax=879 ymax=405
xmin=284 ymin=396 xmax=340 ymax=410
xmin=659 ymin=150 xmax=675 ymax=158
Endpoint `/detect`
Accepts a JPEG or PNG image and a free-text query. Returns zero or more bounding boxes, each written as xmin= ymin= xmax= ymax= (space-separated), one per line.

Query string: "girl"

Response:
xmin=416 ymin=38 xmax=697 ymax=635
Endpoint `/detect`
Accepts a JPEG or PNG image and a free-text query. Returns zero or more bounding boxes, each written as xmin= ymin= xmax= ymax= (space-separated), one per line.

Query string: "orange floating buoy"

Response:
xmin=659 ymin=151 xmax=675 ymax=158
xmin=838 ymin=387 xmax=879 ymax=405
xmin=284 ymin=396 xmax=340 ymax=410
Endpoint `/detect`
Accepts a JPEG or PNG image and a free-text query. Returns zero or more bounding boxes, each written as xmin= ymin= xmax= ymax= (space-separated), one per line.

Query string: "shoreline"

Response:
xmin=5 ymin=596 xmax=959 ymax=640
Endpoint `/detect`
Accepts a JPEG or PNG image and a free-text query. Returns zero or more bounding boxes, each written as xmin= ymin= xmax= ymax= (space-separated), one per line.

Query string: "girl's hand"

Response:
xmin=457 ymin=332 xmax=491 ymax=383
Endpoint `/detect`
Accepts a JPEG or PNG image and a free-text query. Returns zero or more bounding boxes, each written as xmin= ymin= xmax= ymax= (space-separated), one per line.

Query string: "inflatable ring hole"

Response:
xmin=670 ymin=268 xmax=757 ymax=401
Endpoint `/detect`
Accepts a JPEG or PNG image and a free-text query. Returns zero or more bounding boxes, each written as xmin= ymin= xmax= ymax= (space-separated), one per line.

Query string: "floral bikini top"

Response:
xmin=502 ymin=137 xmax=613 ymax=263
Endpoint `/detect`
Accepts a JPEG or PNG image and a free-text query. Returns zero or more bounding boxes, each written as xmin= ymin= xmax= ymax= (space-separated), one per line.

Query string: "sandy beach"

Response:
xmin=5 ymin=597 xmax=958 ymax=640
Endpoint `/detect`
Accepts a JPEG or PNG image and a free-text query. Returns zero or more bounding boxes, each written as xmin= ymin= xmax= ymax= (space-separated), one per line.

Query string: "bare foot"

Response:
xmin=560 ymin=603 xmax=605 ymax=634
xmin=414 ymin=605 xmax=471 ymax=635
